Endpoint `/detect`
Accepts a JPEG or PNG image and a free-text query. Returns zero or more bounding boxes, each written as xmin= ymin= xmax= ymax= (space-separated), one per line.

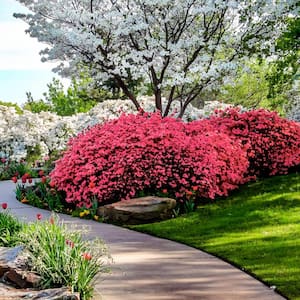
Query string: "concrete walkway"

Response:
xmin=0 ymin=180 xmax=284 ymax=300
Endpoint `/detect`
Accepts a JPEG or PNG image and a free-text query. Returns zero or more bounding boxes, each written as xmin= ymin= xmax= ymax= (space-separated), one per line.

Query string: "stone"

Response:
xmin=5 ymin=268 xmax=41 ymax=288
xmin=0 ymin=246 xmax=23 ymax=277
xmin=97 ymin=196 xmax=177 ymax=225
xmin=0 ymin=247 xmax=80 ymax=299
xmin=0 ymin=284 xmax=80 ymax=299
xmin=0 ymin=246 xmax=41 ymax=288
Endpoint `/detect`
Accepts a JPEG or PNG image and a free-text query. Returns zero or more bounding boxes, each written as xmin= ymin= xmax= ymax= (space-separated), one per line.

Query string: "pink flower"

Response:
xmin=49 ymin=181 xmax=55 ymax=188
xmin=36 ymin=213 xmax=42 ymax=220
xmin=82 ymin=252 xmax=92 ymax=261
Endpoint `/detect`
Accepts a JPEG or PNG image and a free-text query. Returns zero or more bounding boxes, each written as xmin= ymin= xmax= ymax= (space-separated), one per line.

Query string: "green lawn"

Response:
xmin=131 ymin=172 xmax=300 ymax=299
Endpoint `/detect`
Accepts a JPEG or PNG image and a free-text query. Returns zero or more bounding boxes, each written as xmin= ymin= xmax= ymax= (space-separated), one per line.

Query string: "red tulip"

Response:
xmin=11 ymin=176 xmax=18 ymax=183
xmin=1 ymin=203 xmax=7 ymax=210
xmin=82 ymin=252 xmax=92 ymax=261
xmin=36 ymin=213 xmax=42 ymax=220
xmin=66 ymin=239 xmax=75 ymax=248
xmin=49 ymin=181 xmax=55 ymax=188
xmin=38 ymin=170 xmax=44 ymax=177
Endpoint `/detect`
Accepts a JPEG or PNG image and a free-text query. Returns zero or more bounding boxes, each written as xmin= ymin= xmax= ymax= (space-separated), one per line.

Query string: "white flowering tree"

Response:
xmin=15 ymin=0 xmax=298 ymax=117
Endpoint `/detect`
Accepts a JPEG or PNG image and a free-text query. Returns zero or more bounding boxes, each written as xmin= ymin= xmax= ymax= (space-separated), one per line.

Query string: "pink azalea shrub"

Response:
xmin=50 ymin=112 xmax=249 ymax=207
xmin=205 ymin=109 xmax=300 ymax=176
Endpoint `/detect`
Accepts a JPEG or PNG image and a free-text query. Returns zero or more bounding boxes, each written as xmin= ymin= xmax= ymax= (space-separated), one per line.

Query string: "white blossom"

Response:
xmin=0 ymin=97 xmax=235 ymax=160
xmin=14 ymin=0 xmax=298 ymax=117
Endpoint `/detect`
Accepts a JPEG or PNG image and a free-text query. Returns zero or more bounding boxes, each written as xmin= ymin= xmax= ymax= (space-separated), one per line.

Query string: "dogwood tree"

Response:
xmin=14 ymin=0 xmax=298 ymax=117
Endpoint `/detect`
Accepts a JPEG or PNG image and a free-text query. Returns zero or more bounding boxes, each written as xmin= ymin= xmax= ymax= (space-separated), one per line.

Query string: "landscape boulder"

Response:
xmin=97 ymin=196 xmax=177 ymax=225
xmin=0 ymin=247 xmax=79 ymax=299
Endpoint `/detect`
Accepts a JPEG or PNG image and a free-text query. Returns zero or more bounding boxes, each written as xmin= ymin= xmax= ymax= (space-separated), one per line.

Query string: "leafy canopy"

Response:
xmin=15 ymin=0 xmax=298 ymax=117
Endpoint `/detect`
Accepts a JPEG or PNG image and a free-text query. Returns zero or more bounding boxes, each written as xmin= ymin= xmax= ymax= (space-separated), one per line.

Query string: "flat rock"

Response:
xmin=5 ymin=268 xmax=41 ymax=288
xmin=0 ymin=247 xmax=23 ymax=277
xmin=0 ymin=284 xmax=80 ymax=300
xmin=97 ymin=196 xmax=177 ymax=225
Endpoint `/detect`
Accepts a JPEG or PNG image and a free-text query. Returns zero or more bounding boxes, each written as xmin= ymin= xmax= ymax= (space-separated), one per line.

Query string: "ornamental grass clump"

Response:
xmin=19 ymin=215 xmax=110 ymax=300
xmin=51 ymin=112 xmax=249 ymax=208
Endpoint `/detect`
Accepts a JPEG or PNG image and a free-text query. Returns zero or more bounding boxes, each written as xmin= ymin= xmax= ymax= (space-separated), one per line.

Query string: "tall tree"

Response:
xmin=15 ymin=0 xmax=298 ymax=117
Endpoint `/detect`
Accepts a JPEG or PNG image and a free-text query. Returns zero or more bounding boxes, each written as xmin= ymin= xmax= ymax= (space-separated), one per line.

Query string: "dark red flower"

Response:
xmin=66 ymin=239 xmax=75 ymax=248
xmin=36 ymin=213 xmax=42 ymax=220
xmin=1 ymin=203 xmax=8 ymax=210
xmin=11 ymin=177 xmax=18 ymax=183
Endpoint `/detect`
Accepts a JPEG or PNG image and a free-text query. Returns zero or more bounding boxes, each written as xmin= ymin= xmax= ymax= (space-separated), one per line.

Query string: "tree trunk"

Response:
xmin=155 ymin=89 xmax=162 ymax=113
xmin=114 ymin=75 xmax=141 ymax=111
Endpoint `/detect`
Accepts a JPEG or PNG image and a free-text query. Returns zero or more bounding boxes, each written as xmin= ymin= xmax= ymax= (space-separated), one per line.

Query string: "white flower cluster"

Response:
xmin=14 ymin=0 xmax=297 ymax=117
xmin=0 ymin=97 xmax=233 ymax=160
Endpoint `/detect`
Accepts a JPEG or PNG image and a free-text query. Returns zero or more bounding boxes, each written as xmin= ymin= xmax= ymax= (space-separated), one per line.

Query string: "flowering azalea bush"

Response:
xmin=51 ymin=112 xmax=249 ymax=207
xmin=206 ymin=109 xmax=300 ymax=176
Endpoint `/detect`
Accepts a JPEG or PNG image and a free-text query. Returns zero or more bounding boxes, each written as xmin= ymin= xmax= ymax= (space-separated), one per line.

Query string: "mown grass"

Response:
xmin=131 ymin=172 xmax=300 ymax=299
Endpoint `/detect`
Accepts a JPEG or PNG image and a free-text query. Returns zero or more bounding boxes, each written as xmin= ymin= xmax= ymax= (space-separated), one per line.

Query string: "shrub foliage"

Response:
xmin=208 ymin=109 xmax=300 ymax=176
xmin=51 ymin=112 xmax=249 ymax=207
xmin=50 ymin=110 xmax=300 ymax=208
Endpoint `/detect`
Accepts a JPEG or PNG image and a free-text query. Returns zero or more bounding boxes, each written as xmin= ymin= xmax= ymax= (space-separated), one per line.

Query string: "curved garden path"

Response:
xmin=1 ymin=180 xmax=284 ymax=300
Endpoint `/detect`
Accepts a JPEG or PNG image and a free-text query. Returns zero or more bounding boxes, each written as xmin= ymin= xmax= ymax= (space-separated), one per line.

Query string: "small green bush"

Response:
xmin=0 ymin=159 xmax=37 ymax=181
xmin=0 ymin=211 xmax=23 ymax=247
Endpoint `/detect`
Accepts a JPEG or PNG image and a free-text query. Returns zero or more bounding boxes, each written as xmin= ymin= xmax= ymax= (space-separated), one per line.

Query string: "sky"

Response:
xmin=0 ymin=0 xmax=69 ymax=105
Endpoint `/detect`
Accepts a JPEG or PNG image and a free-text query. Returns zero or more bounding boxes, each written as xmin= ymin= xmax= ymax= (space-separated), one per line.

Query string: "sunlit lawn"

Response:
xmin=131 ymin=172 xmax=300 ymax=299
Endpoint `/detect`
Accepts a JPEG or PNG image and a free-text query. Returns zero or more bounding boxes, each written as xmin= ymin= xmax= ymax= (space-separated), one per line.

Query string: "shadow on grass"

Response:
xmin=132 ymin=172 xmax=300 ymax=299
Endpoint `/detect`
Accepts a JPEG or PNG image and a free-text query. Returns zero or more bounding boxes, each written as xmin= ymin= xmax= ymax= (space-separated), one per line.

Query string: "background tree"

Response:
xmin=24 ymin=75 xmax=108 ymax=116
xmin=15 ymin=0 xmax=298 ymax=117
xmin=0 ymin=100 xmax=23 ymax=114
xmin=266 ymin=16 xmax=299 ymax=108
